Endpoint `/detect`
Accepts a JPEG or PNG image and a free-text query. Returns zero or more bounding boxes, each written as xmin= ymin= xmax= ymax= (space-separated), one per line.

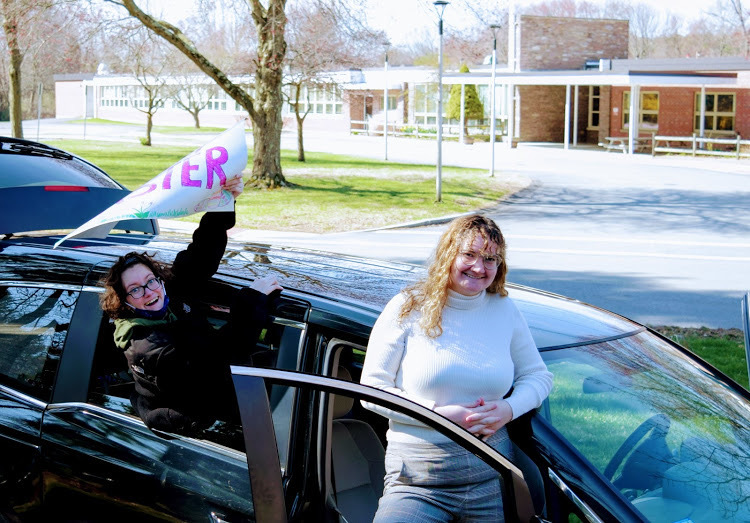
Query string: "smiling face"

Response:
xmin=448 ymin=235 xmax=499 ymax=296
xmin=121 ymin=263 xmax=165 ymax=311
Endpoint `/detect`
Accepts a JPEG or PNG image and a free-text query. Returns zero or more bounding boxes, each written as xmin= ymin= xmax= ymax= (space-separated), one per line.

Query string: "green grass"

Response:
xmin=45 ymin=139 xmax=515 ymax=232
xmin=653 ymin=326 xmax=748 ymax=388
xmin=68 ymin=118 xmax=228 ymax=134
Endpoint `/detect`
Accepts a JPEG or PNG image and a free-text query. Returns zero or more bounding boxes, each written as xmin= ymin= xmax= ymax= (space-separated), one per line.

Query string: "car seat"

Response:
xmin=330 ymin=366 xmax=385 ymax=523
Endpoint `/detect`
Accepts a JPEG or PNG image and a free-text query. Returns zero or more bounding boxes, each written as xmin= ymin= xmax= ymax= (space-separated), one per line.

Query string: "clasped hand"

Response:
xmin=434 ymin=398 xmax=512 ymax=440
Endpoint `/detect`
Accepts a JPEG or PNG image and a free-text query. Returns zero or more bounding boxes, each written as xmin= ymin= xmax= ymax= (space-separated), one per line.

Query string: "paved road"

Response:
xmin=8 ymin=119 xmax=750 ymax=328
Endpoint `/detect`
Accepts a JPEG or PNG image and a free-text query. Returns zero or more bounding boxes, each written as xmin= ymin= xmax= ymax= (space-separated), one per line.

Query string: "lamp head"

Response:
xmin=433 ymin=0 xmax=448 ymax=17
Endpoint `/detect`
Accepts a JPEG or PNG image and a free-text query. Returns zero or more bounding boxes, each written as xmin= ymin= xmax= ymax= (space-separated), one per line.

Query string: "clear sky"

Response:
xmin=366 ymin=0 xmax=715 ymax=45
xmin=150 ymin=0 xmax=717 ymax=47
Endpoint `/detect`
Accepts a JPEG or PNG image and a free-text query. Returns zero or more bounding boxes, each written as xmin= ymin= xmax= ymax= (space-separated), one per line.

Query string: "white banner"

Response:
xmin=54 ymin=121 xmax=248 ymax=248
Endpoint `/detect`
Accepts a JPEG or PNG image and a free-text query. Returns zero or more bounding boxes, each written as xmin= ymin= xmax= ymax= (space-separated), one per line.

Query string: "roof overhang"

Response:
xmin=441 ymin=70 xmax=739 ymax=88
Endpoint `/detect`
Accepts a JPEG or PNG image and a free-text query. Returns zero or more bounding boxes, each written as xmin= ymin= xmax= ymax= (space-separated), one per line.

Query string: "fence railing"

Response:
xmin=651 ymin=133 xmax=750 ymax=159
xmin=349 ymin=119 xmax=505 ymax=142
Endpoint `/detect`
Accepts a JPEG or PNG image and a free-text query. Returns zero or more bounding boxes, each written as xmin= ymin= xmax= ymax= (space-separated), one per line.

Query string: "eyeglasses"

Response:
xmin=458 ymin=251 xmax=501 ymax=269
xmin=126 ymin=277 xmax=161 ymax=299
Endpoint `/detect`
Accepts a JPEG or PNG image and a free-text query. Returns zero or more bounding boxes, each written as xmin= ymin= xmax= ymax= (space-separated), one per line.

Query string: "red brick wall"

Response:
xmin=519 ymin=16 xmax=629 ymax=71
xmin=518 ymin=85 xmax=566 ymax=141
xmin=607 ymin=86 xmax=750 ymax=138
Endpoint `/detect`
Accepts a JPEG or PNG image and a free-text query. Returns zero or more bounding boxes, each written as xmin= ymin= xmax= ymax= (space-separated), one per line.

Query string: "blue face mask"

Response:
xmin=125 ymin=284 xmax=171 ymax=320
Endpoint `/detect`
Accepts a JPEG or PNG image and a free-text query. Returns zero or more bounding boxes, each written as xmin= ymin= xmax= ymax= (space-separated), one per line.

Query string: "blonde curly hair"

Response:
xmin=398 ymin=214 xmax=507 ymax=338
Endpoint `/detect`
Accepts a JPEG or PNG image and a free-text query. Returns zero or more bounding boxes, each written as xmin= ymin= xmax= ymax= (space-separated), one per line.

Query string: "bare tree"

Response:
xmin=0 ymin=0 xmax=100 ymax=137
xmin=0 ymin=0 xmax=25 ymax=137
xmin=284 ymin=0 xmax=383 ymax=161
xmin=711 ymin=0 xmax=750 ymax=57
xmin=628 ymin=3 xmax=661 ymax=58
xmin=107 ymin=0 xmax=289 ymax=188
xmin=166 ymin=73 xmax=218 ymax=129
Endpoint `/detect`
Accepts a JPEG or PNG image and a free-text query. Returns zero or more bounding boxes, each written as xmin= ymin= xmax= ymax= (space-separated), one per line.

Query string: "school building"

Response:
xmin=54 ymin=15 xmax=750 ymax=152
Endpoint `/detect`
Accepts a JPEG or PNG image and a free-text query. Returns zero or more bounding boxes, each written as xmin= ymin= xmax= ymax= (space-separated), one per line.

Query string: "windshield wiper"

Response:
xmin=0 ymin=141 xmax=74 ymax=160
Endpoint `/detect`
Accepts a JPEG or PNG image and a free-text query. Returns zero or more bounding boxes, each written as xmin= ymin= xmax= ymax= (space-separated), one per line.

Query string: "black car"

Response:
xmin=2 ymin=137 xmax=750 ymax=522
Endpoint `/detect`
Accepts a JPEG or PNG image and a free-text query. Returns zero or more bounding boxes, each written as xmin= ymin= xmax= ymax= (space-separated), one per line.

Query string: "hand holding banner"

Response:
xmin=54 ymin=121 xmax=248 ymax=248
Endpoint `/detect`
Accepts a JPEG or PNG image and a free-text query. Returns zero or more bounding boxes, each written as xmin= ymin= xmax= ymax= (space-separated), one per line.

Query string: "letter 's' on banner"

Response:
xmin=54 ymin=121 xmax=248 ymax=248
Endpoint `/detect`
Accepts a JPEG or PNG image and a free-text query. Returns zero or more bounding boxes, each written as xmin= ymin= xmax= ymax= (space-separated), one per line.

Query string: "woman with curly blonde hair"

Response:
xmin=361 ymin=214 xmax=552 ymax=522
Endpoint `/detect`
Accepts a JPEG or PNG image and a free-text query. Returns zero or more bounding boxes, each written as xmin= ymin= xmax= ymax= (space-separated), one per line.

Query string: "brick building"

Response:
xmin=54 ymin=15 xmax=750 ymax=151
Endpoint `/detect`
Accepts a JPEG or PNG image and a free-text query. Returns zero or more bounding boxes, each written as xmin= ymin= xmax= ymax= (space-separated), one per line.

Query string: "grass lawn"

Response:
xmin=68 ymin=118 xmax=229 ymax=134
xmin=652 ymin=326 xmax=748 ymax=388
xmin=46 ymin=140 xmax=523 ymax=232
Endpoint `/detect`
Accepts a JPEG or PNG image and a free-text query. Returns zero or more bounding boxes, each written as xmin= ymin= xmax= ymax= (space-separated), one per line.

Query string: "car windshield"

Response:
xmin=541 ymin=332 xmax=750 ymax=522
xmin=0 ymin=145 xmax=121 ymax=189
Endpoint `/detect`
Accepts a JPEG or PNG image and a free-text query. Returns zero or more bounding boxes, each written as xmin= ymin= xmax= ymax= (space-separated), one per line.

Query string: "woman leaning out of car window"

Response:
xmin=360 ymin=214 xmax=554 ymax=522
xmin=100 ymin=176 xmax=282 ymax=436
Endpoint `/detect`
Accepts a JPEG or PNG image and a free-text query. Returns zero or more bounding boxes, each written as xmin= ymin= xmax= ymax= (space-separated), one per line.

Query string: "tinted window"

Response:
xmin=0 ymin=286 xmax=78 ymax=401
xmin=541 ymin=333 xmax=750 ymax=522
xmin=0 ymin=148 xmax=120 ymax=189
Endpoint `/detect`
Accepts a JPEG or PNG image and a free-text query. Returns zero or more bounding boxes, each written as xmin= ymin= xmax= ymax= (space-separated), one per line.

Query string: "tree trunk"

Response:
xmin=292 ymin=83 xmax=307 ymax=162
xmin=144 ymin=113 xmax=153 ymax=146
xmin=1 ymin=2 xmax=23 ymax=139
xmin=296 ymin=113 xmax=305 ymax=162
xmin=191 ymin=109 xmax=200 ymax=129
xmin=249 ymin=0 xmax=288 ymax=187
xmin=118 ymin=0 xmax=289 ymax=188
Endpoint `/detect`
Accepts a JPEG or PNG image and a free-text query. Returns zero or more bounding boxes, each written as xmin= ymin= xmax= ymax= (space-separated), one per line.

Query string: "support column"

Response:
xmin=628 ymin=84 xmax=640 ymax=154
xmin=573 ymin=85 xmax=579 ymax=147
xmin=564 ymin=84 xmax=571 ymax=150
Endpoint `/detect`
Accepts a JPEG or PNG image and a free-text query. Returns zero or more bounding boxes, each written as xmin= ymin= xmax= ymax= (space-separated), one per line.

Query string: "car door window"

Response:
xmin=0 ymin=285 xmax=78 ymax=401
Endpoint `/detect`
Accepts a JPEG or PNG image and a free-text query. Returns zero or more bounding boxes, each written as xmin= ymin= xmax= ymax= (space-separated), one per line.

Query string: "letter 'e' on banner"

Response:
xmin=54 ymin=121 xmax=248 ymax=248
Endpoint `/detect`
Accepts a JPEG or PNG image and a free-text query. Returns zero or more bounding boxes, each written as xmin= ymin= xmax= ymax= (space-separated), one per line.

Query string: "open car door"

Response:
xmin=231 ymin=366 xmax=544 ymax=523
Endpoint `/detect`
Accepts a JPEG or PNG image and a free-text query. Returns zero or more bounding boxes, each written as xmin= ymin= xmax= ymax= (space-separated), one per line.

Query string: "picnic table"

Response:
xmin=599 ymin=136 xmax=652 ymax=153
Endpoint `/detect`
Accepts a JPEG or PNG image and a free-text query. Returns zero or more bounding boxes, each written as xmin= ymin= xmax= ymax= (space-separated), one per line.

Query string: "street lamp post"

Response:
xmin=489 ymin=24 xmax=500 ymax=178
xmin=434 ymin=0 xmax=448 ymax=203
xmin=384 ymin=41 xmax=390 ymax=161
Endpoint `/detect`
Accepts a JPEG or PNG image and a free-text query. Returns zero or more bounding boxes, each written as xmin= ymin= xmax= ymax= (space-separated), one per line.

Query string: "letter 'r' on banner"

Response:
xmin=54 ymin=121 xmax=249 ymax=248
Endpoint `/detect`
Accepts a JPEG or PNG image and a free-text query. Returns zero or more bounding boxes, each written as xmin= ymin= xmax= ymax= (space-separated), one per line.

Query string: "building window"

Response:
xmin=387 ymin=94 xmax=398 ymax=111
xmin=623 ymin=91 xmax=659 ymax=131
xmin=290 ymin=85 xmax=343 ymax=116
xmin=588 ymin=86 xmax=600 ymax=129
xmin=694 ymin=92 xmax=735 ymax=133
xmin=100 ymin=85 xmax=129 ymax=108
xmin=414 ymin=83 xmax=445 ymax=126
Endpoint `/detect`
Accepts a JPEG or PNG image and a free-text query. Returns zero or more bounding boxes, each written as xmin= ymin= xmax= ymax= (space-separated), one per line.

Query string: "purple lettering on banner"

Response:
xmin=205 ymin=146 xmax=228 ymax=189
xmin=181 ymin=158 xmax=201 ymax=187
xmin=161 ymin=167 xmax=173 ymax=190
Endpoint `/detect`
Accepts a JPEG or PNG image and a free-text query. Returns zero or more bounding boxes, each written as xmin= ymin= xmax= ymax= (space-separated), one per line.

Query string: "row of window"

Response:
xmin=98 ymin=83 xmax=738 ymax=134
xmin=288 ymin=85 xmax=344 ymax=115
xmin=588 ymin=87 xmax=736 ymax=134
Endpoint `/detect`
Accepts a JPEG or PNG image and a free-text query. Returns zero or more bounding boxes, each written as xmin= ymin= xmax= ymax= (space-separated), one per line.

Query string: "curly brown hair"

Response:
xmin=100 ymin=252 xmax=172 ymax=319
xmin=398 ymin=214 xmax=507 ymax=338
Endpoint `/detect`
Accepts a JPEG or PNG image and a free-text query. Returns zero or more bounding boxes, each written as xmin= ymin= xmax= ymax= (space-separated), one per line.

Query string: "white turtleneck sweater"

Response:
xmin=361 ymin=289 xmax=553 ymax=444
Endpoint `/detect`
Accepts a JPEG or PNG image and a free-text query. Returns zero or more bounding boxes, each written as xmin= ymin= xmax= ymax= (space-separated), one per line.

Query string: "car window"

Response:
xmin=0 ymin=145 xmax=121 ymax=189
xmin=541 ymin=332 xmax=750 ymax=522
xmin=0 ymin=285 xmax=78 ymax=402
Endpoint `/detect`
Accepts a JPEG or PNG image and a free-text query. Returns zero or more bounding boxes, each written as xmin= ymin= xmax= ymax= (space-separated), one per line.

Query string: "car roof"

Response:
xmin=0 ymin=136 xmax=157 ymax=236
xmin=3 ymin=228 xmax=640 ymax=351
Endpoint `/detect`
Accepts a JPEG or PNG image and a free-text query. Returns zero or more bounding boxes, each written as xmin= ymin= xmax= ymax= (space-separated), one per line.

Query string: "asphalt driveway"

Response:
xmin=6 ymin=119 xmax=750 ymax=328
